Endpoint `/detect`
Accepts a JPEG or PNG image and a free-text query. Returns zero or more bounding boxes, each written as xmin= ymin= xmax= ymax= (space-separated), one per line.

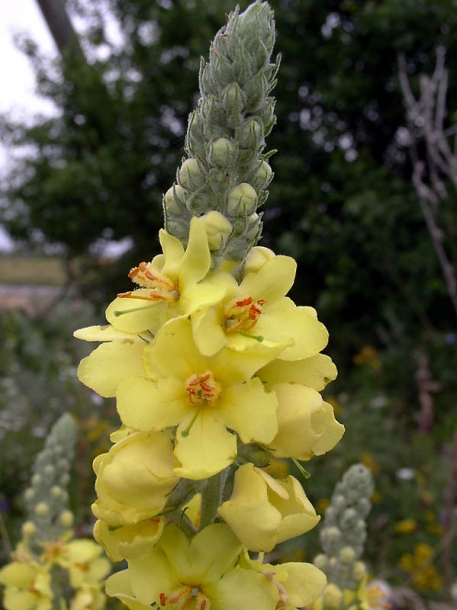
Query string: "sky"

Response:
xmin=0 ymin=1 xmax=57 ymax=250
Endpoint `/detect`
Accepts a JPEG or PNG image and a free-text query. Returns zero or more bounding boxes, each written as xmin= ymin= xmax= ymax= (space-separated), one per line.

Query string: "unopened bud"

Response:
xmin=239 ymin=119 xmax=263 ymax=148
xmin=59 ymin=510 xmax=74 ymax=528
xmin=244 ymin=246 xmax=275 ymax=274
xmin=339 ymin=546 xmax=356 ymax=564
xmin=35 ymin=502 xmax=49 ymax=518
xmin=352 ymin=560 xmax=367 ymax=581
xmin=22 ymin=521 xmax=36 ymax=537
xmin=199 ymin=211 xmax=232 ymax=250
xmin=209 ymin=138 xmax=235 ymax=167
xmin=227 ymin=183 xmax=257 ymax=216
xmin=313 ymin=553 xmax=328 ymax=570
xmin=178 ymin=158 xmax=206 ymax=189
xmin=322 ymin=584 xmax=343 ymax=608
xmin=244 ymin=213 xmax=262 ymax=240
xmin=163 ymin=184 xmax=188 ymax=215
xmin=252 ymin=161 xmax=273 ymax=190
xmin=50 ymin=485 xmax=63 ymax=499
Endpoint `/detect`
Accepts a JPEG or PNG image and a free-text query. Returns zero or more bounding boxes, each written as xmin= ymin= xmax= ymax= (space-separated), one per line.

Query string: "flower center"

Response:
xmin=159 ymin=585 xmax=210 ymax=610
xmin=117 ymin=262 xmax=180 ymax=302
xmin=224 ymin=295 xmax=266 ymax=334
xmin=185 ymin=371 xmax=221 ymax=406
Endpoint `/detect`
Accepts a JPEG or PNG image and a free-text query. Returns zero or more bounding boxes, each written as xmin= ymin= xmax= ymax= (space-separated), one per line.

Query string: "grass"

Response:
xmin=0 ymin=256 xmax=66 ymax=286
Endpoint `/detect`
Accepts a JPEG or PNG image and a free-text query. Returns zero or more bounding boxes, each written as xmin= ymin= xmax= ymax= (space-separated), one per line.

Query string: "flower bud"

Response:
xmin=35 ymin=502 xmax=49 ymax=518
xmin=352 ymin=560 xmax=367 ymax=581
xmin=163 ymin=184 xmax=188 ymax=215
xmin=22 ymin=521 xmax=36 ymax=537
xmin=227 ymin=183 xmax=257 ymax=216
xmin=178 ymin=158 xmax=206 ymax=189
xmin=199 ymin=211 xmax=232 ymax=250
xmin=243 ymin=246 xmax=275 ymax=274
xmin=239 ymin=118 xmax=263 ymax=148
xmin=50 ymin=488 xmax=62 ymax=502
xmin=31 ymin=474 xmax=41 ymax=487
xmin=322 ymin=584 xmax=343 ymax=609
xmin=59 ymin=510 xmax=74 ymax=528
xmin=252 ymin=160 xmax=273 ymax=190
xmin=313 ymin=553 xmax=327 ymax=570
xmin=244 ymin=213 xmax=262 ymax=239
xmin=209 ymin=138 xmax=235 ymax=167
xmin=339 ymin=546 xmax=356 ymax=564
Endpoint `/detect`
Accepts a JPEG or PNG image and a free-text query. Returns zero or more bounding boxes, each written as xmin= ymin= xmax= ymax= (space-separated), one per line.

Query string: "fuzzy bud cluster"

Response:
xmin=23 ymin=413 xmax=76 ymax=550
xmin=310 ymin=464 xmax=375 ymax=610
xmin=163 ymin=0 xmax=278 ymax=269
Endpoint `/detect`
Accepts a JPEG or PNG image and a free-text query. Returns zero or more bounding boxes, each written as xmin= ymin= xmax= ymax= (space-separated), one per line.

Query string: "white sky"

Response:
xmin=0 ymin=1 xmax=58 ymax=250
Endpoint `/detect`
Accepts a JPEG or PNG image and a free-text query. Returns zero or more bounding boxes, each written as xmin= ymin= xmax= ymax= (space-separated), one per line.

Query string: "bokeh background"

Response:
xmin=0 ymin=1 xmax=456 ymax=607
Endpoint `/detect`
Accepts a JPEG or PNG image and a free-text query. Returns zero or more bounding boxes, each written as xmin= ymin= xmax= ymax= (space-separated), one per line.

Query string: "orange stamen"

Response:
xmin=185 ymin=371 xmax=221 ymax=406
xmin=224 ymin=295 xmax=266 ymax=333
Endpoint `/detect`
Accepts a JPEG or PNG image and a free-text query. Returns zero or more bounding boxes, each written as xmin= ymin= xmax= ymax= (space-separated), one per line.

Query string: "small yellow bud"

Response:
xmin=24 ymin=488 xmax=35 ymax=502
xmin=31 ymin=474 xmax=41 ymax=486
xmin=314 ymin=553 xmax=328 ymax=570
xmin=22 ymin=521 xmax=36 ymax=537
xmin=352 ymin=560 xmax=367 ymax=581
xmin=44 ymin=465 xmax=55 ymax=478
xmin=209 ymin=138 xmax=234 ymax=167
xmin=178 ymin=158 xmax=206 ymax=189
xmin=51 ymin=485 xmax=63 ymax=499
xmin=244 ymin=246 xmax=275 ymax=274
xmin=59 ymin=510 xmax=74 ymax=528
xmin=227 ymin=183 xmax=257 ymax=215
xmin=244 ymin=213 xmax=261 ymax=239
xmin=35 ymin=502 xmax=49 ymax=518
xmin=339 ymin=546 xmax=356 ymax=564
xmin=163 ymin=184 xmax=188 ymax=214
xmin=323 ymin=584 xmax=343 ymax=608
xmin=199 ymin=211 xmax=232 ymax=250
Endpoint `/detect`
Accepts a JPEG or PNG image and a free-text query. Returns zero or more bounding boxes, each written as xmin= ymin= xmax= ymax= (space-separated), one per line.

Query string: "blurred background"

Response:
xmin=0 ymin=1 xmax=456 ymax=607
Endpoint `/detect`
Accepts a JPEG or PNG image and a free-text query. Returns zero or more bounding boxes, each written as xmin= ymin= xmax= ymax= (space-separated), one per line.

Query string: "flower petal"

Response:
xmin=174 ymin=410 xmax=237 ymax=479
xmin=117 ymin=377 xmax=189 ymax=431
xmin=258 ymin=354 xmax=337 ymax=391
xmin=239 ymin=255 xmax=296 ymax=303
xmin=78 ymin=339 xmax=145 ymax=397
xmin=219 ymin=379 xmax=278 ymax=444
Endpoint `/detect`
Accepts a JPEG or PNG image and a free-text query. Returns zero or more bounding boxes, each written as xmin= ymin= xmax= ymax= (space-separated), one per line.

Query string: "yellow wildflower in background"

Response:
xmin=399 ymin=542 xmax=442 ymax=591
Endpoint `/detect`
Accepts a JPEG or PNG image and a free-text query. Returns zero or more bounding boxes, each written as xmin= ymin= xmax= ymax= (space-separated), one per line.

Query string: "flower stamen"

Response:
xmin=224 ymin=296 xmax=266 ymax=334
xmin=185 ymin=371 xmax=221 ymax=406
xmin=118 ymin=262 xmax=180 ymax=302
xmin=159 ymin=585 xmax=211 ymax=610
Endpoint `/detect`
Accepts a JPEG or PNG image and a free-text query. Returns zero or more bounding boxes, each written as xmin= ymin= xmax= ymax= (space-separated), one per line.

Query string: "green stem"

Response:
xmin=199 ymin=470 xmax=227 ymax=530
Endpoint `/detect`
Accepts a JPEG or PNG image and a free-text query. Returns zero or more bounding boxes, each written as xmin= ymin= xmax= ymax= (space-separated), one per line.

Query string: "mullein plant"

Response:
xmin=308 ymin=464 xmax=391 ymax=610
xmin=0 ymin=414 xmax=110 ymax=610
xmin=75 ymin=2 xmax=345 ymax=608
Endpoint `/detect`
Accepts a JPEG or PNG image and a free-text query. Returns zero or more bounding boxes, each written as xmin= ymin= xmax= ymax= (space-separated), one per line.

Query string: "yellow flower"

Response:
xmin=394 ymin=519 xmax=417 ymax=534
xmin=106 ymin=524 xmax=279 ymax=610
xmin=242 ymin=552 xmax=327 ymax=610
xmin=76 ymin=327 xmax=146 ymax=398
xmin=104 ymin=217 xmax=225 ymax=335
xmin=116 ymin=317 xmax=283 ymax=479
xmin=92 ymin=430 xmax=179 ymax=525
xmin=94 ymin=517 xmax=164 ymax=562
xmin=0 ymin=560 xmax=52 ymax=610
xmin=57 ymin=539 xmax=111 ymax=590
xmin=218 ymin=463 xmax=320 ymax=552
xmin=260 ymin=382 xmax=344 ymax=460
xmin=192 ymin=254 xmax=329 ymax=360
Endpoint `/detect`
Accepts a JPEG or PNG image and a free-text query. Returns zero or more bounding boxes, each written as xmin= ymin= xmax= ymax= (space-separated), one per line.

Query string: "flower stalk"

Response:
xmin=74 ymin=2 xmax=346 ymax=609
